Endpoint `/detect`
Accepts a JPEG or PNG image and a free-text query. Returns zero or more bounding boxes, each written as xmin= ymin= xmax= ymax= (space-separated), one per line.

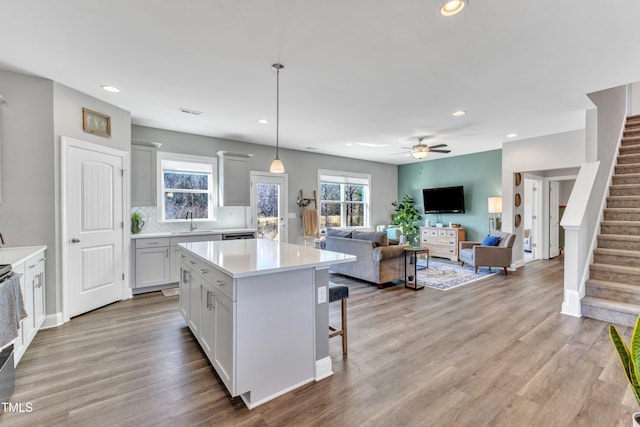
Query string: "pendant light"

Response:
xmin=269 ymin=63 xmax=285 ymax=174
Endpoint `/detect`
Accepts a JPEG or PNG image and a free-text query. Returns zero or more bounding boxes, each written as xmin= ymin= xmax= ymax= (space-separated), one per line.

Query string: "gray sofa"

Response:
xmin=324 ymin=229 xmax=406 ymax=288
xmin=459 ymin=230 xmax=516 ymax=275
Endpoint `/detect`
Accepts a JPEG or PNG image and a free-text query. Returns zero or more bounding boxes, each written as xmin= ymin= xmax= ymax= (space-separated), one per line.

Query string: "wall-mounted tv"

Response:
xmin=422 ymin=186 xmax=465 ymax=214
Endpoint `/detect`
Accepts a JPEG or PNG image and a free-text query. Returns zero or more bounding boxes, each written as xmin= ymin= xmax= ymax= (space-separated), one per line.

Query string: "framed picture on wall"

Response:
xmin=82 ymin=108 xmax=111 ymax=137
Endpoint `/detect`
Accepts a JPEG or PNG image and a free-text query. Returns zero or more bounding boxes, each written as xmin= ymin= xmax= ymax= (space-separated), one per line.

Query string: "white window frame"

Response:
xmin=157 ymin=152 xmax=218 ymax=222
xmin=318 ymin=169 xmax=371 ymax=230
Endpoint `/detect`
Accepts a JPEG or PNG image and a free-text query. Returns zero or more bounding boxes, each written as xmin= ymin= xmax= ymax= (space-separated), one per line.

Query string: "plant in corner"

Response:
xmin=609 ymin=316 xmax=640 ymax=425
xmin=391 ymin=195 xmax=421 ymax=245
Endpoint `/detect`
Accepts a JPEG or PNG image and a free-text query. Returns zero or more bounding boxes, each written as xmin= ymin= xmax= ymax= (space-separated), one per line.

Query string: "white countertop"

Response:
xmin=179 ymin=239 xmax=356 ymax=278
xmin=131 ymin=228 xmax=257 ymax=239
xmin=0 ymin=245 xmax=47 ymax=268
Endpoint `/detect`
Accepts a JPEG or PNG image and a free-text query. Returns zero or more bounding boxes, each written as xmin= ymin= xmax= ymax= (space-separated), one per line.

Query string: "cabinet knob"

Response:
xmin=215 ymin=280 xmax=226 ymax=287
xmin=199 ymin=269 xmax=208 ymax=275
xmin=71 ymin=238 xmax=80 ymax=243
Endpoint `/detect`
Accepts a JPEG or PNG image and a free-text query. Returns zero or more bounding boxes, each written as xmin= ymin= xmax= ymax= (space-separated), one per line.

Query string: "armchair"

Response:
xmin=459 ymin=231 xmax=516 ymax=275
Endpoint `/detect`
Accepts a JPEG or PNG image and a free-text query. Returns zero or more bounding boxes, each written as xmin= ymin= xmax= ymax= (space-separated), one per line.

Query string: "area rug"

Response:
xmin=414 ymin=260 xmax=497 ymax=291
xmin=161 ymin=288 xmax=179 ymax=297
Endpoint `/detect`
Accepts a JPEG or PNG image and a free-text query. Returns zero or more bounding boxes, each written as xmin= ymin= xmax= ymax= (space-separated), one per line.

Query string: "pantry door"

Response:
xmin=62 ymin=137 xmax=127 ymax=320
xmin=250 ymin=172 xmax=288 ymax=242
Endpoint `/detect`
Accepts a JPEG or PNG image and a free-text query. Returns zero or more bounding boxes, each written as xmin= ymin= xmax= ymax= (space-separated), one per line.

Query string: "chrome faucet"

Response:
xmin=185 ymin=211 xmax=197 ymax=231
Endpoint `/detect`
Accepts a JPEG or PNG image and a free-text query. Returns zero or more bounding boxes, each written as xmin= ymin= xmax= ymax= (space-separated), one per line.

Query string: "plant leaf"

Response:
xmin=610 ymin=325 xmax=633 ymax=385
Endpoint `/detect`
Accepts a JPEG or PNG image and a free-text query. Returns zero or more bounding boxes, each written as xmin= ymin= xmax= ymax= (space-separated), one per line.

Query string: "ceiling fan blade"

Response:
xmin=428 ymin=144 xmax=448 ymax=149
xmin=429 ymin=149 xmax=451 ymax=153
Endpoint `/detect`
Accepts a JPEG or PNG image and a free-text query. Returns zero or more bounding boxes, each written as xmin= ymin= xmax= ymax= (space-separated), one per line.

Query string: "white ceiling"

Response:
xmin=1 ymin=1 xmax=640 ymax=165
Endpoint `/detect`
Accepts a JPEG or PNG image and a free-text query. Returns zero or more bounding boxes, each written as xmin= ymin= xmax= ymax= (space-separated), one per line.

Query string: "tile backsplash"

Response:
xmin=130 ymin=206 xmax=248 ymax=234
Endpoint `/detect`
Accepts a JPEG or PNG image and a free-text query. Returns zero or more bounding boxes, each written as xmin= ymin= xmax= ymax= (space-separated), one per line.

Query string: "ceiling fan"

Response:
xmin=404 ymin=137 xmax=451 ymax=159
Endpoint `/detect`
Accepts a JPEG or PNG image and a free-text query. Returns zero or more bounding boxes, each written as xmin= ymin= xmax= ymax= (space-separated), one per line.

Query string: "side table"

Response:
xmin=404 ymin=246 xmax=429 ymax=291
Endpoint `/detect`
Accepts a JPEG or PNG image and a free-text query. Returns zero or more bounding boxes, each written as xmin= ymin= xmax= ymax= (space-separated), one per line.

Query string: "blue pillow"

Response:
xmin=481 ymin=235 xmax=501 ymax=246
xmin=384 ymin=227 xmax=399 ymax=240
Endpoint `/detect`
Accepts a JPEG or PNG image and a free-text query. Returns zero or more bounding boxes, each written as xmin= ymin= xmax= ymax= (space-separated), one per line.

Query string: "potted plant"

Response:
xmin=609 ymin=317 xmax=640 ymax=426
xmin=131 ymin=212 xmax=145 ymax=234
xmin=391 ymin=195 xmax=421 ymax=245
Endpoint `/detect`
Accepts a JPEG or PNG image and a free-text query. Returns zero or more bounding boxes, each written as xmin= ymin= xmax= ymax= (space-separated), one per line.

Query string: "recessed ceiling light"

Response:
xmin=346 ymin=143 xmax=353 ymax=146
xmin=452 ymin=110 xmax=466 ymax=117
xmin=306 ymin=147 xmax=318 ymax=150
xmin=101 ymin=85 xmax=120 ymax=93
xmin=506 ymin=133 xmax=518 ymax=138
xmin=355 ymin=142 xmax=389 ymax=148
xmin=440 ymin=0 xmax=468 ymax=16
xmin=258 ymin=119 xmax=269 ymax=124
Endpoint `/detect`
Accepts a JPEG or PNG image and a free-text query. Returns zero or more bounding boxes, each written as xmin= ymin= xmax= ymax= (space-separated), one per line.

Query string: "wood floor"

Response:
xmin=3 ymin=259 xmax=638 ymax=426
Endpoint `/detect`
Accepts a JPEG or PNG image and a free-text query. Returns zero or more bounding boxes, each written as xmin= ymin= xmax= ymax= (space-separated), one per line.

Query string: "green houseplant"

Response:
xmin=610 ymin=317 xmax=640 ymax=425
xmin=391 ymin=195 xmax=421 ymax=245
xmin=131 ymin=212 xmax=145 ymax=234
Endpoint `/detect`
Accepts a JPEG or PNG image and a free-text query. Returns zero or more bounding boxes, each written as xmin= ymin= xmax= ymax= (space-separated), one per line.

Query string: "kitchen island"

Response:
xmin=177 ymin=239 xmax=355 ymax=409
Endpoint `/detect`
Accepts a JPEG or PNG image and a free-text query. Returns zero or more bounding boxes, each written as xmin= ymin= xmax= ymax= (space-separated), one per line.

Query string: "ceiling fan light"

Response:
xmin=412 ymin=151 xmax=428 ymax=159
xmin=270 ymin=157 xmax=285 ymax=173
xmin=440 ymin=0 xmax=467 ymax=16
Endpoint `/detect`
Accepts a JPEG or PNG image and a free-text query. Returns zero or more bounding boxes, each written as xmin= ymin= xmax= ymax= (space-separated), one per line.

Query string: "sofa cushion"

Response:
xmin=352 ymin=230 xmax=388 ymax=246
xmin=481 ymin=235 xmax=501 ymax=246
xmin=327 ymin=228 xmax=353 ymax=238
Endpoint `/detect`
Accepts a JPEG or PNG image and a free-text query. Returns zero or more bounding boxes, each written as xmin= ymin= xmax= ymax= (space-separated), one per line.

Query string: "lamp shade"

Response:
xmin=270 ymin=157 xmax=285 ymax=174
xmin=488 ymin=197 xmax=502 ymax=214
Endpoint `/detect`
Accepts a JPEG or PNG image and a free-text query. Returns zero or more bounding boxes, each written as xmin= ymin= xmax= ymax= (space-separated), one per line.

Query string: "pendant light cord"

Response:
xmin=276 ymin=66 xmax=280 ymax=159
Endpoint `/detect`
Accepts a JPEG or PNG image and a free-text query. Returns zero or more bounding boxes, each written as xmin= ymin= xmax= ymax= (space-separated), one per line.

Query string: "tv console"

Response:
xmin=419 ymin=226 xmax=466 ymax=262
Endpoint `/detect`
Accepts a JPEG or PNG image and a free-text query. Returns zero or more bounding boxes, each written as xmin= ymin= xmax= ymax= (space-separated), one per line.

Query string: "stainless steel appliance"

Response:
xmin=0 ymin=264 xmax=16 ymax=412
xmin=221 ymin=232 xmax=256 ymax=240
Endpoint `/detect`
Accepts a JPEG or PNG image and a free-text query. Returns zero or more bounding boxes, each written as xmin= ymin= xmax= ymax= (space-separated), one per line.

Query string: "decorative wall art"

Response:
xmin=82 ymin=108 xmax=111 ymax=137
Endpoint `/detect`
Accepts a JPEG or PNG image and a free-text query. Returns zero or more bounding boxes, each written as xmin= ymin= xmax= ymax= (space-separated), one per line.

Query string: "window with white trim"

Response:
xmin=318 ymin=170 xmax=370 ymax=229
xmin=157 ymin=152 xmax=217 ymax=222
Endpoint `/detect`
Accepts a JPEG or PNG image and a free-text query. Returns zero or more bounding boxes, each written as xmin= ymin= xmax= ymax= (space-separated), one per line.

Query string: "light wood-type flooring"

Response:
xmin=3 ymin=258 xmax=638 ymax=426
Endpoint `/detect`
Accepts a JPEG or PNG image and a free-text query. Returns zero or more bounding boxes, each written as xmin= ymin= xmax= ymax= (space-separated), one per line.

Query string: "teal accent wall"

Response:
xmin=397 ymin=149 xmax=502 ymax=243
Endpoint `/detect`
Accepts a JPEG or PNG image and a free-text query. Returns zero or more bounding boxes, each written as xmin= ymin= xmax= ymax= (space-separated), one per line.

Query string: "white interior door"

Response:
xmin=549 ymin=181 xmax=560 ymax=258
xmin=250 ymin=172 xmax=288 ymax=242
xmin=62 ymin=137 xmax=126 ymax=319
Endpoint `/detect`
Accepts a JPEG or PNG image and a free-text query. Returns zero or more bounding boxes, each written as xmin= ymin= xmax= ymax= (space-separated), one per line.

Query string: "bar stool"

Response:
xmin=328 ymin=283 xmax=349 ymax=355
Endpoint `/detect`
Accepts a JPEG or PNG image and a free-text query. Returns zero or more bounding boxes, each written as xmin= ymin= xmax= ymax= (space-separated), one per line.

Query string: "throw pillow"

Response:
xmin=481 ymin=235 xmax=501 ymax=246
xmin=327 ymin=228 xmax=353 ymax=238
xmin=384 ymin=227 xmax=399 ymax=240
xmin=352 ymin=230 xmax=389 ymax=246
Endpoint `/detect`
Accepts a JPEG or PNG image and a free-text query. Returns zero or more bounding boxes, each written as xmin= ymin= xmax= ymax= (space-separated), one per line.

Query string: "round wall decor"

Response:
xmin=515 ymin=172 xmax=522 ymax=186
xmin=515 ymin=213 xmax=522 ymax=228
xmin=515 ymin=193 xmax=522 ymax=207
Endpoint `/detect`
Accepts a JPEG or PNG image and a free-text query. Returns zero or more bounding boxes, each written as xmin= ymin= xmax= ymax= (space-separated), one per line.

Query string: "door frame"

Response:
xmin=524 ymin=175 xmax=543 ymax=261
xmin=248 ymin=171 xmax=289 ymax=243
xmin=540 ymin=175 xmax=577 ymax=260
xmin=60 ymin=136 xmax=130 ymax=323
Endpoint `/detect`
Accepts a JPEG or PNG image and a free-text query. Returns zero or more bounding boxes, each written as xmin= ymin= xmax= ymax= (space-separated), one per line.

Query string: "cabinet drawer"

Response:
xmin=198 ymin=267 xmax=234 ymax=301
xmin=136 ymin=237 xmax=170 ymax=249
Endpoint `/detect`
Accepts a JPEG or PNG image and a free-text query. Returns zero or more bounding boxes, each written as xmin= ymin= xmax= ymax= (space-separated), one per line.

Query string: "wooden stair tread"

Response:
xmin=598 ymin=233 xmax=640 ymax=242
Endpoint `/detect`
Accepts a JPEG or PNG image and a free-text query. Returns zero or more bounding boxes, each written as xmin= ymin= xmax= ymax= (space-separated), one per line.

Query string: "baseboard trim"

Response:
xmin=315 ymin=356 xmax=333 ymax=381
xmin=561 ymin=289 xmax=582 ymax=317
xmin=41 ymin=313 xmax=64 ymax=329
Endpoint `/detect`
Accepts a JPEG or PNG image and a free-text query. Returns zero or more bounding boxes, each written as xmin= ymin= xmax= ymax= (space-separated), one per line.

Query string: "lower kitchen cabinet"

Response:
xmin=8 ymin=247 xmax=47 ymax=367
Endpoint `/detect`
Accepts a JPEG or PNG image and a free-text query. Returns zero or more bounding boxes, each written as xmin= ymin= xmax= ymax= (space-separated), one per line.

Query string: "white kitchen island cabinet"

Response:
xmin=178 ymin=239 xmax=355 ymax=409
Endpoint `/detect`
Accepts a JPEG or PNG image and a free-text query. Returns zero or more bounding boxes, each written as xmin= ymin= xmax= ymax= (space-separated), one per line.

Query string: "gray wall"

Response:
xmin=0 ymin=70 xmax=133 ymax=316
xmin=53 ymin=83 xmax=132 ymax=313
xmin=0 ymin=70 xmax=56 ymax=312
xmin=132 ymin=125 xmax=398 ymax=245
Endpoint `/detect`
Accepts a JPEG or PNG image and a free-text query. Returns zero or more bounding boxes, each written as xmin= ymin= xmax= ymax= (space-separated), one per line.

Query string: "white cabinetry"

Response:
xmin=134 ymin=237 xmax=170 ymax=288
xmin=217 ymin=151 xmax=251 ymax=206
xmin=9 ymin=247 xmax=46 ymax=366
xmin=131 ymin=143 xmax=157 ymax=207
xmin=170 ymin=234 xmax=222 ymax=283
xmin=180 ymin=249 xmax=236 ymax=395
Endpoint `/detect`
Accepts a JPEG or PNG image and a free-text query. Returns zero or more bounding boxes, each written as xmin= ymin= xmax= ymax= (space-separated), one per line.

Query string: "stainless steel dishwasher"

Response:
xmin=221 ymin=232 xmax=256 ymax=240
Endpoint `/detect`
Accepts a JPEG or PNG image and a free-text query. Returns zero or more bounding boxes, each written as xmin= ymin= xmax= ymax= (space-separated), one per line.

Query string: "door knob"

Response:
xmin=71 ymin=238 xmax=80 ymax=243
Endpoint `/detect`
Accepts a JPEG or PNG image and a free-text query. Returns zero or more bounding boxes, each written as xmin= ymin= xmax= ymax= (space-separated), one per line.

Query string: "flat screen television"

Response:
xmin=422 ymin=186 xmax=465 ymax=214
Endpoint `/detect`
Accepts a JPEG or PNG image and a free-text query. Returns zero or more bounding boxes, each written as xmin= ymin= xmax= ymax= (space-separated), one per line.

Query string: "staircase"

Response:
xmin=582 ymin=115 xmax=640 ymax=326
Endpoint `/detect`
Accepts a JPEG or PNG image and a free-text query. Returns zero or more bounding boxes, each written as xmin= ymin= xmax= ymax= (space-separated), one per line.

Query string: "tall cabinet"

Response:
xmin=131 ymin=140 xmax=161 ymax=206
xmin=420 ymin=227 xmax=466 ymax=261
xmin=217 ymin=151 xmax=252 ymax=206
